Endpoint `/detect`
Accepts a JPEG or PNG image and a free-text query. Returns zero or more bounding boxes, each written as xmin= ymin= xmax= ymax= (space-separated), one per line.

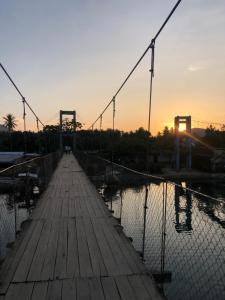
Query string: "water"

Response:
xmin=100 ymin=180 xmax=225 ymax=300
xmin=0 ymin=194 xmax=30 ymax=261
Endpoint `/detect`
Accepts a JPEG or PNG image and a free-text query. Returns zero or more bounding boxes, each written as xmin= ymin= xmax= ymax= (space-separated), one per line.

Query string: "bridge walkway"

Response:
xmin=0 ymin=154 xmax=163 ymax=300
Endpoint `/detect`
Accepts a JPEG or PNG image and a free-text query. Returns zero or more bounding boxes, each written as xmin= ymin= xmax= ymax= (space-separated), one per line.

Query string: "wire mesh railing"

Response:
xmin=0 ymin=151 xmax=61 ymax=261
xmin=75 ymin=151 xmax=225 ymax=300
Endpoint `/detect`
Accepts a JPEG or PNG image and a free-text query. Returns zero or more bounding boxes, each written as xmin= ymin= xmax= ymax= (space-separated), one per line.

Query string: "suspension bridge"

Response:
xmin=0 ymin=0 xmax=225 ymax=299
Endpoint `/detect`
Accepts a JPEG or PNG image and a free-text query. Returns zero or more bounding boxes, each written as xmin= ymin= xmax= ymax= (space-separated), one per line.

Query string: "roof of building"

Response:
xmin=0 ymin=152 xmax=24 ymax=164
xmin=0 ymin=124 xmax=8 ymax=132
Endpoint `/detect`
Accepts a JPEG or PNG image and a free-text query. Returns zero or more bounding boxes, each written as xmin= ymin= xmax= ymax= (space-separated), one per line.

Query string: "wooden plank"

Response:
xmin=99 ymin=218 xmax=132 ymax=275
xmin=62 ymin=192 xmax=69 ymax=217
xmin=115 ymin=276 xmax=137 ymax=300
xmin=101 ymin=277 xmax=121 ymax=300
xmin=68 ymin=195 xmax=75 ymax=217
xmin=32 ymin=187 xmax=51 ymax=219
xmin=107 ymin=218 xmax=145 ymax=274
xmin=4 ymin=284 xmax=21 ymax=300
xmin=78 ymin=180 xmax=96 ymax=218
xmin=46 ymin=280 xmax=62 ymax=300
xmin=127 ymin=275 xmax=152 ymax=300
xmin=37 ymin=186 xmax=57 ymax=220
xmin=0 ymin=221 xmax=36 ymax=293
xmin=14 ymin=283 xmax=34 ymax=300
xmin=76 ymin=217 xmax=93 ymax=277
xmin=13 ymin=220 xmax=44 ymax=282
xmin=91 ymin=218 xmax=118 ymax=276
xmin=51 ymin=185 xmax=62 ymax=219
xmin=140 ymin=275 xmax=164 ymax=300
xmin=67 ymin=218 xmax=79 ymax=278
xmin=74 ymin=196 xmax=82 ymax=217
xmin=31 ymin=282 xmax=48 ymax=300
xmin=77 ymin=278 xmax=91 ymax=300
xmin=41 ymin=219 xmax=60 ymax=280
xmin=88 ymin=278 xmax=105 ymax=300
xmin=55 ymin=185 xmax=64 ymax=218
xmin=27 ymin=220 xmax=52 ymax=281
xmin=83 ymin=217 xmax=107 ymax=277
xmin=5 ymin=283 xmax=34 ymax=300
xmin=62 ymin=279 xmax=76 ymax=300
xmin=54 ymin=218 xmax=68 ymax=279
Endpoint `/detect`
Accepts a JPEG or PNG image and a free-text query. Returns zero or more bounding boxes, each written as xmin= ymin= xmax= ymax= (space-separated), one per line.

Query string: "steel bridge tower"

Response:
xmin=59 ymin=110 xmax=76 ymax=153
xmin=174 ymin=116 xmax=192 ymax=171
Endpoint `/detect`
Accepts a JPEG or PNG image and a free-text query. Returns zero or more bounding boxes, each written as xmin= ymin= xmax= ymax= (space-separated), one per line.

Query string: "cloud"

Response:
xmin=187 ymin=61 xmax=209 ymax=72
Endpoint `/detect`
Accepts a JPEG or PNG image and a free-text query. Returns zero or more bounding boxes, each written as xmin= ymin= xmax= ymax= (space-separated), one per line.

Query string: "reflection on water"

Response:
xmin=0 ymin=194 xmax=29 ymax=260
xmin=101 ymin=180 xmax=225 ymax=300
xmin=175 ymin=185 xmax=192 ymax=233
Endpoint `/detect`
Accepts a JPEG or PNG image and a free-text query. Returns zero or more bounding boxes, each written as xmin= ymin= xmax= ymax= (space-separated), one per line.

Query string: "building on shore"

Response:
xmin=0 ymin=124 xmax=8 ymax=132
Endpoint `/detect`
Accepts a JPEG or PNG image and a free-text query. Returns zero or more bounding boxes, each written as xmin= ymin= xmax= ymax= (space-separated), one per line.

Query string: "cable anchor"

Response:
xmin=113 ymin=97 xmax=116 ymax=121
xmin=22 ymin=97 xmax=26 ymax=131
xmin=149 ymin=39 xmax=155 ymax=77
xmin=36 ymin=117 xmax=39 ymax=132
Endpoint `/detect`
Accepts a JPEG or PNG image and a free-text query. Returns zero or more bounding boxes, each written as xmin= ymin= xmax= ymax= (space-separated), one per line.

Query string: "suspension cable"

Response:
xmin=88 ymin=0 xmax=182 ymax=129
xmin=0 ymin=63 xmax=45 ymax=127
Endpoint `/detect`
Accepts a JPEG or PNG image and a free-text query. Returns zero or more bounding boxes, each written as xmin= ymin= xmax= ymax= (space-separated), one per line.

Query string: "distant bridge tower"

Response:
xmin=174 ymin=116 xmax=192 ymax=171
xmin=59 ymin=110 xmax=76 ymax=153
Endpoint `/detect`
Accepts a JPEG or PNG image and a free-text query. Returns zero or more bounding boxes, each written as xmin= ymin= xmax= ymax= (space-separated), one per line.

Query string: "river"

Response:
xmin=0 ymin=193 xmax=33 ymax=261
xmin=99 ymin=179 xmax=225 ymax=300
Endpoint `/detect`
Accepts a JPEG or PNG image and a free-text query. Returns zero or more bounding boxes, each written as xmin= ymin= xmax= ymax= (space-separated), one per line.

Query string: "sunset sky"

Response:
xmin=1 ymin=0 xmax=225 ymax=135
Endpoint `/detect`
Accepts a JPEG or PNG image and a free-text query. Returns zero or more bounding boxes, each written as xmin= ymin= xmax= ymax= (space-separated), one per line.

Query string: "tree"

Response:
xmin=43 ymin=120 xmax=83 ymax=133
xmin=43 ymin=125 xmax=59 ymax=132
xmin=163 ymin=126 xmax=170 ymax=136
xmin=62 ymin=118 xmax=83 ymax=131
xmin=3 ymin=114 xmax=17 ymax=132
xmin=221 ymin=124 xmax=225 ymax=132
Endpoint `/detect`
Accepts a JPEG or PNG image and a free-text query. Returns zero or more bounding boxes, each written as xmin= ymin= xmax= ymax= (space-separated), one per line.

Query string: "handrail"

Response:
xmin=82 ymin=152 xmax=223 ymax=203
xmin=0 ymin=152 xmax=56 ymax=175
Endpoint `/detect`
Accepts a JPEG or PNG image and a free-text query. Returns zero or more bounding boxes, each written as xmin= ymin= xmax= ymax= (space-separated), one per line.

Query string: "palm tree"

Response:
xmin=3 ymin=114 xmax=17 ymax=132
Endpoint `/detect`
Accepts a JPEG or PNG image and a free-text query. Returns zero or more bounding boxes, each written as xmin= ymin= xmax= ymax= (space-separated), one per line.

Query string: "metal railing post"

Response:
xmin=142 ymin=186 xmax=148 ymax=261
xmin=160 ymin=181 xmax=167 ymax=291
xmin=13 ymin=168 xmax=17 ymax=238
xmin=119 ymin=189 xmax=123 ymax=224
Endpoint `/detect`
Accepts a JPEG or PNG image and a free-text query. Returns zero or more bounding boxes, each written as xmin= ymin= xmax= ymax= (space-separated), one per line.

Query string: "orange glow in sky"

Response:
xmin=0 ymin=1 xmax=225 ymax=135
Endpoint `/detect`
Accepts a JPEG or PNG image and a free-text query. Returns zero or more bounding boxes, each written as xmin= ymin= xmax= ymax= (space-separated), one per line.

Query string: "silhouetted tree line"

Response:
xmin=0 ymin=115 xmax=82 ymax=154
xmin=1 ymin=119 xmax=225 ymax=172
xmin=76 ymin=125 xmax=225 ymax=172
xmin=0 ymin=131 xmax=60 ymax=153
xmin=77 ymin=127 xmax=150 ymax=155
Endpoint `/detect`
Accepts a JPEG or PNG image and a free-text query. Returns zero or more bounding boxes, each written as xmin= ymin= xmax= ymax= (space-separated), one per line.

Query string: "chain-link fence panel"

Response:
xmin=76 ymin=151 xmax=225 ymax=300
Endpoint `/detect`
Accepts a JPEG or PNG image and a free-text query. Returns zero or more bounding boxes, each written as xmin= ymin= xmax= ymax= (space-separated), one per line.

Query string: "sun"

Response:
xmin=178 ymin=123 xmax=186 ymax=132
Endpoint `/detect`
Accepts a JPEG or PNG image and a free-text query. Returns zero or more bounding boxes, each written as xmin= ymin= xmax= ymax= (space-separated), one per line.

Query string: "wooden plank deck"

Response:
xmin=0 ymin=154 xmax=163 ymax=300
